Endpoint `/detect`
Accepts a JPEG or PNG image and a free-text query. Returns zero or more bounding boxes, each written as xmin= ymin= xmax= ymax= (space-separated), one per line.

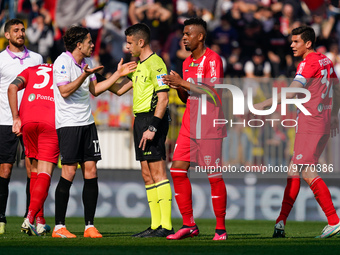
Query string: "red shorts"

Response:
xmin=292 ymin=133 xmax=329 ymax=165
xmin=173 ymin=133 xmax=223 ymax=167
xmin=22 ymin=122 xmax=59 ymax=164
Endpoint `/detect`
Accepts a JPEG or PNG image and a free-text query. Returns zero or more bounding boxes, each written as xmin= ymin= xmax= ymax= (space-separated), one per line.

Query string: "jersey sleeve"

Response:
xmin=17 ymin=67 xmax=30 ymax=89
xmin=151 ymin=62 xmax=169 ymax=93
xmin=53 ymin=57 xmax=71 ymax=87
xmin=294 ymin=59 xmax=318 ymax=87
xmin=204 ymin=53 xmax=224 ymax=85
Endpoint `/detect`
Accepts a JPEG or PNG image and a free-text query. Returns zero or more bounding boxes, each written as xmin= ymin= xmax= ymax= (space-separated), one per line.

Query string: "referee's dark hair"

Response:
xmin=63 ymin=26 xmax=90 ymax=53
xmin=291 ymin=26 xmax=316 ymax=49
xmin=125 ymin=23 xmax=151 ymax=45
xmin=4 ymin=19 xmax=24 ymax=33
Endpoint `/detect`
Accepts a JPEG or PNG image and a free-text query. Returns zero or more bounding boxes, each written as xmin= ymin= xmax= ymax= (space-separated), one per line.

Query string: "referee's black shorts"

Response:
xmin=133 ymin=111 xmax=169 ymax=161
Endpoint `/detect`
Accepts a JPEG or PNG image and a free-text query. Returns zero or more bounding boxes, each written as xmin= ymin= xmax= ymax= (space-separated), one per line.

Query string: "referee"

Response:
xmin=108 ymin=23 xmax=173 ymax=237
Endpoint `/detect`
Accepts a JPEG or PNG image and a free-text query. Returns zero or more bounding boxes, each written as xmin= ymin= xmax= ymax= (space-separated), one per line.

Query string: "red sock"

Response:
xmin=310 ymin=177 xmax=339 ymax=225
xmin=28 ymin=173 xmax=51 ymax=225
xmin=27 ymin=172 xmax=38 ymax=224
xmin=208 ymin=173 xmax=226 ymax=230
xmin=276 ymin=177 xmax=300 ymax=225
xmin=170 ymin=168 xmax=195 ymax=226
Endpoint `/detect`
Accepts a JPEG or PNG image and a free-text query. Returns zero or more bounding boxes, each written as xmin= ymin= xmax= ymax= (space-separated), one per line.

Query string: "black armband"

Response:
xmin=150 ymin=116 xmax=162 ymax=129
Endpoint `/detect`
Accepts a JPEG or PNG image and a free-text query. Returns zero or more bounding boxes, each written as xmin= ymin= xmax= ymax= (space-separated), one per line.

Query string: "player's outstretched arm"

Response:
xmin=8 ymin=76 xmax=26 ymax=136
xmin=90 ymin=58 xmax=137 ymax=96
xmin=58 ymin=64 xmax=103 ymax=98
xmin=253 ymin=80 xmax=303 ymax=111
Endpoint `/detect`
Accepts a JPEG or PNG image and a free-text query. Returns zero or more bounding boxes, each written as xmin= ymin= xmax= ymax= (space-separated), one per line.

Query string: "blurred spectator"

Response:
xmin=0 ymin=0 xmax=15 ymax=26
xmin=254 ymin=5 xmax=274 ymax=32
xmin=238 ymin=21 xmax=264 ymax=60
xmin=265 ymin=19 xmax=291 ymax=77
xmin=129 ymin=0 xmax=173 ymax=50
xmin=325 ymin=43 xmax=340 ymax=77
xmin=26 ymin=13 xmax=54 ymax=62
xmin=210 ymin=14 xmax=238 ymax=58
xmin=162 ymin=23 xmax=184 ymax=71
xmin=176 ymin=0 xmax=199 ymax=24
xmin=226 ymin=40 xmax=244 ymax=77
xmin=82 ymin=7 xmax=105 ymax=58
xmin=244 ymin=48 xmax=271 ymax=79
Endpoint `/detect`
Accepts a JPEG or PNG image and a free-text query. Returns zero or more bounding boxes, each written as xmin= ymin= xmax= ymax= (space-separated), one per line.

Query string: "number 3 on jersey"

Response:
xmin=33 ymin=66 xmax=53 ymax=89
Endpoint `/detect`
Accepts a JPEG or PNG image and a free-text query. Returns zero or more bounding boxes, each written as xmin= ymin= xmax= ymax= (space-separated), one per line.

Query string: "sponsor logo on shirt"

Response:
xmin=156 ymin=74 xmax=167 ymax=86
xmin=296 ymin=154 xmax=303 ymax=160
xmin=318 ymin=103 xmax=331 ymax=112
xmin=28 ymin=93 xmax=36 ymax=102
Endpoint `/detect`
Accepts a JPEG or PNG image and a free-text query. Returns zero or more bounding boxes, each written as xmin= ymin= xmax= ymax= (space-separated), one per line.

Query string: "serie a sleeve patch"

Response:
xmin=156 ymin=73 xmax=167 ymax=87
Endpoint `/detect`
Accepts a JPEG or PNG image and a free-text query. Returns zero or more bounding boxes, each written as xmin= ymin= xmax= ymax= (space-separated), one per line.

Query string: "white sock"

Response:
xmin=85 ymin=225 xmax=94 ymax=231
xmin=54 ymin=224 xmax=65 ymax=231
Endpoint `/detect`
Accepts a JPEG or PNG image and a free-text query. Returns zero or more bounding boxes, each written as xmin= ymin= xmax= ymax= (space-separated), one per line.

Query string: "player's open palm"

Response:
xmin=83 ymin=64 xmax=104 ymax=75
xmin=163 ymin=70 xmax=182 ymax=89
xmin=330 ymin=114 xmax=339 ymax=137
xmin=117 ymin=58 xmax=137 ymax=77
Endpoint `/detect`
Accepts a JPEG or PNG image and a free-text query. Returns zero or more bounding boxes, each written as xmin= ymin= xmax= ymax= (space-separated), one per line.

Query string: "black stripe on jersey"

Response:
xmin=156 ymin=89 xmax=169 ymax=93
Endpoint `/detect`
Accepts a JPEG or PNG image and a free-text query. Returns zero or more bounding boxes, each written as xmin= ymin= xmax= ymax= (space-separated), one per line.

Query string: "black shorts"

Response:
xmin=57 ymin=123 xmax=102 ymax=164
xmin=133 ymin=111 xmax=169 ymax=161
xmin=0 ymin=125 xmax=20 ymax=164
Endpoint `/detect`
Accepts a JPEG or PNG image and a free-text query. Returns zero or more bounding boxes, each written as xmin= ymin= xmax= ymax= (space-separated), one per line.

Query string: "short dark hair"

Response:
xmin=291 ymin=26 xmax=315 ymax=48
xmin=125 ymin=23 xmax=150 ymax=45
xmin=184 ymin=18 xmax=207 ymax=33
xmin=4 ymin=19 xmax=24 ymax=33
xmin=63 ymin=26 xmax=90 ymax=53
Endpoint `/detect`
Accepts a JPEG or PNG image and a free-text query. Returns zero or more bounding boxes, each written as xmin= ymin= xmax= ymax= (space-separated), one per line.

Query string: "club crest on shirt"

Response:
xmin=204 ymin=155 xmax=211 ymax=166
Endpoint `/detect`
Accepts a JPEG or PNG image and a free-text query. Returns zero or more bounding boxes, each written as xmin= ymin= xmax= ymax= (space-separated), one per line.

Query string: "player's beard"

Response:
xmin=10 ymin=38 xmax=25 ymax=49
xmin=185 ymin=45 xmax=191 ymax=51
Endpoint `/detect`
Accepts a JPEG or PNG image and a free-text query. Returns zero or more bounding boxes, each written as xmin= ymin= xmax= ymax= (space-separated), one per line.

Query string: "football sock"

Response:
xmin=85 ymin=224 xmax=94 ymax=230
xmin=54 ymin=224 xmax=65 ymax=231
xmin=24 ymin=177 xmax=30 ymax=218
xmin=55 ymin=177 xmax=72 ymax=225
xmin=310 ymin=177 xmax=339 ymax=225
xmin=145 ymin=183 xmax=161 ymax=229
xmin=155 ymin=179 xmax=172 ymax=230
xmin=170 ymin=168 xmax=195 ymax=226
xmin=208 ymin=173 xmax=227 ymax=230
xmin=276 ymin=176 xmax=300 ymax=224
xmin=27 ymin=172 xmax=38 ymax=223
xmin=83 ymin=177 xmax=98 ymax=226
xmin=27 ymin=173 xmax=51 ymax=224
xmin=0 ymin=177 xmax=10 ymax=223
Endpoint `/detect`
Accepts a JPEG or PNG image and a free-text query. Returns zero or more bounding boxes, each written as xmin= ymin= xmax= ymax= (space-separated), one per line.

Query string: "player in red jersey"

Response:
xmin=8 ymin=64 xmax=58 ymax=236
xmin=254 ymin=26 xmax=340 ymax=238
xmin=163 ymin=18 xmax=227 ymax=241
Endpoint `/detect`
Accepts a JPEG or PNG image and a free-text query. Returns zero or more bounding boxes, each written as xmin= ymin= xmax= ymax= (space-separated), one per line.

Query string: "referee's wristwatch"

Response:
xmin=148 ymin=125 xmax=157 ymax=132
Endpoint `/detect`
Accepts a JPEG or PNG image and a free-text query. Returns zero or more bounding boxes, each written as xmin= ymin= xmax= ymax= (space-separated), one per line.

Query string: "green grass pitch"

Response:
xmin=1 ymin=217 xmax=340 ymax=255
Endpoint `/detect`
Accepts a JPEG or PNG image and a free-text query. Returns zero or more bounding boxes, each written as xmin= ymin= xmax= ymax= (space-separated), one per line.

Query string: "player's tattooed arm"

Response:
xmin=11 ymin=76 xmax=25 ymax=90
